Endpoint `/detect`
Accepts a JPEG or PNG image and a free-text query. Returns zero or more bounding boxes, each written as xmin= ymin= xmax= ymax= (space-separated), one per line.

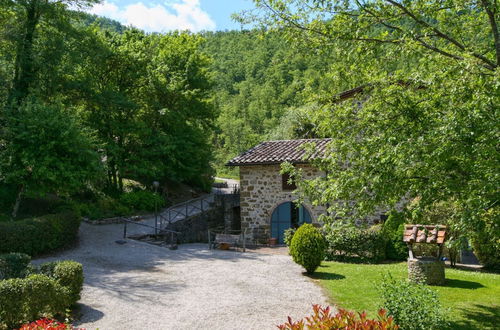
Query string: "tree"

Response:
xmin=0 ymin=100 xmax=101 ymax=218
xmin=2 ymin=0 xmax=98 ymax=106
xmin=249 ymin=1 xmax=499 ymax=245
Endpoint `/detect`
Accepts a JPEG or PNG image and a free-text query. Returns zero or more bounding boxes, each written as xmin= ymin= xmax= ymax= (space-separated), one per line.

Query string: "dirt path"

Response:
xmin=35 ymin=223 xmax=328 ymax=330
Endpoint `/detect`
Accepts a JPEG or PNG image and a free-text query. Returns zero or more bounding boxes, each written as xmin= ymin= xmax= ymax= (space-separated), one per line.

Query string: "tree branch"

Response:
xmin=480 ymin=0 xmax=500 ymax=66
xmin=385 ymin=0 xmax=497 ymax=70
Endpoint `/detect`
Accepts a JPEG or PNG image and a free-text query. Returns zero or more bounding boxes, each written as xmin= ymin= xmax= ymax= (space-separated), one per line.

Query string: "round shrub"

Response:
xmin=0 ymin=274 xmax=70 ymax=329
xmin=289 ymin=223 xmax=326 ymax=274
xmin=39 ymin=261 xmax=83 ymax=306
xmin=0 ymin=211 xmax=81 ymax=256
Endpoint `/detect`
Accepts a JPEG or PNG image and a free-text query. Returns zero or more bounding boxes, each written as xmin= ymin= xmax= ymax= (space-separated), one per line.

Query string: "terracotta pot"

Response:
xmin=269 ymin=237 xmax=278 ymax=246
xmin=219 ymin=243 xmax=230 ymax=250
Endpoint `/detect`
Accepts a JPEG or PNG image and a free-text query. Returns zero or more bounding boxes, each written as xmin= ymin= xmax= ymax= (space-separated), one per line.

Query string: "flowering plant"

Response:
xmin=19 ymin=318 xmax=74 ymax=330
xmin=278 ymin=305 xmax=398 ymax=330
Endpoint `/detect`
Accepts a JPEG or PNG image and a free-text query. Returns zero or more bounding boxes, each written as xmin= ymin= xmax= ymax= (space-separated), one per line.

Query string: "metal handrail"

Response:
xmin=159 ymin=194 xmax=213 ymax=226
xmin=122 ymin=217 xmax=180 ymax=249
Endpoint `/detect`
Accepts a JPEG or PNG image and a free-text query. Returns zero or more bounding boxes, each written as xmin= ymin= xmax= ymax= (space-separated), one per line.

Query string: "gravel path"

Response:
xmin=35 ymin=223 xmax=328 ymax=330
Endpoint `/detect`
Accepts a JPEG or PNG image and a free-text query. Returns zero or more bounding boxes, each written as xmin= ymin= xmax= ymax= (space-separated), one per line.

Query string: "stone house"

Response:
xmin=226 ymin=138 xmax=330 ymax=244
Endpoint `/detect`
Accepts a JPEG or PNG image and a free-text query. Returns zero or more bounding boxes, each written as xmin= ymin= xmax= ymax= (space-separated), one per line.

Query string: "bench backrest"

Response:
xmin=215 ymin=233 xmax=239 ymax=244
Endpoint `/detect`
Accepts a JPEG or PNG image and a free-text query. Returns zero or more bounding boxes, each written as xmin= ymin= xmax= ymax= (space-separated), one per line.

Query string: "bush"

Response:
xmin=289 ymin=224 xmax=326 ymax=274
xmin=77 ymin=196 xmax=131 ymax=220
xmin=379 ymin=274 xmax=446 ymax=330
xmin=470 ymin=208 xmax=499 ymax=271
xmin=278 ymin=305 xmax=398 ymax=330
xmin=324 ymin=222 xmax=386 ymax=263
xmin=283 ymin=227 xmax=296 ymax=247
xmin=0 ymin=211 xmax=81 ymax=256
xmin=0 ymin=253 xmax=31 ymax=280
xmin=382 ymin=211 xmax=408 ymax=261
xmin=0 ymin=274 xmax=70 ymax=329
xmin=39 ymin=261 xmax=83 ymax=306
xmin=119 ymin=190 xmax=165 ymax=212
xmin=19 ymin=318 xmax=73 ymax=330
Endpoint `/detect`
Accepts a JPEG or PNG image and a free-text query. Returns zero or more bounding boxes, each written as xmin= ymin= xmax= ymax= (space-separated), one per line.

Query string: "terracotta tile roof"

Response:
xmin=226 ymin=138 xmax=332 ymax=166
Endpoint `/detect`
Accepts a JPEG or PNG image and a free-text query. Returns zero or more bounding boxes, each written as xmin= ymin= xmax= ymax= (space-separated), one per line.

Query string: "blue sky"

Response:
xmin=87 ymin=0 xmax=256 ymax=32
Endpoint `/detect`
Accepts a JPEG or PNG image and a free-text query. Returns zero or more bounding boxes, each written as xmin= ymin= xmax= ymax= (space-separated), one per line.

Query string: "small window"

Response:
xmin=282 ymin=173 xmax=297 ymax=191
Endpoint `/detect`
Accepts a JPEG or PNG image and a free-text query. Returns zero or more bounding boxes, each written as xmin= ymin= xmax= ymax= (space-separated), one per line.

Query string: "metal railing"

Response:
xmin=122 ymin=217 xmax=180 ymax=250
xmin=157 ymin=194 xmax=215 ymax=231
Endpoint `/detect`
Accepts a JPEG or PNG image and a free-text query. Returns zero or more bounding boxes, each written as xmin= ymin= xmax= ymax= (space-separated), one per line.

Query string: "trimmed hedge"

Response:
xmin=39 ymin=261 xmax=83 ymax=305
xmin=0 ymin=257 xmax=83 ymax=329
xmin=324 ymin=223 xmax=386 ymax=263
xmin=0 ymin=253 xmax=31 ymax=280
xmin=0 ymin=274 xmax=70 ymax=329
xmin=0 ymin=211 xmax=80 ymax=256
xmin=290 ymin=224 xmax=326 ymax=274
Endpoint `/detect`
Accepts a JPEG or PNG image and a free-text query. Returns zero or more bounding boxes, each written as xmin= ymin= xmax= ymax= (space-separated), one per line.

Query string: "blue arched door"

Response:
xmin=271 ymin=202 xmax=312 ymax=244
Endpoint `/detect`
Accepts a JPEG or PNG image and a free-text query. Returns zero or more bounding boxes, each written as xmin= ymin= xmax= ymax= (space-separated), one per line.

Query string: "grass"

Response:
xmin=313 ymin=261 xmax=500 ymax=329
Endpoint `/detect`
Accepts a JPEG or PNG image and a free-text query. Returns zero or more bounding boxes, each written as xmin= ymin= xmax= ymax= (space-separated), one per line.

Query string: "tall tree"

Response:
xmin=2 ymin=0 xmax=98 ymax=105
xmin=248 ymin=1 xmax=499 ymax=236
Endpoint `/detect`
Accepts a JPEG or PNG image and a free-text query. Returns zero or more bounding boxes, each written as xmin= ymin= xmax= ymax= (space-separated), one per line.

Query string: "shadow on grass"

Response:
xmin=309 ymin=271 xmax=346 ymax=281
xmin=447 ymin=304 xmax=500 ymax=330
xmin=444 ymin=278 xmax=485 ymax=289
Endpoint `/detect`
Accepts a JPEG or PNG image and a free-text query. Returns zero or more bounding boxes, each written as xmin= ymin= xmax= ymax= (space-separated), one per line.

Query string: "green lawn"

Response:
xmin=312 ymin=261 xmax=500 ymax=329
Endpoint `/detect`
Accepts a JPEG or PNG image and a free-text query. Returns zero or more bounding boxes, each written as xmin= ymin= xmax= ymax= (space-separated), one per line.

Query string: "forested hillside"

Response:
xmin=202 ymin=30 xmax=336 ymax=175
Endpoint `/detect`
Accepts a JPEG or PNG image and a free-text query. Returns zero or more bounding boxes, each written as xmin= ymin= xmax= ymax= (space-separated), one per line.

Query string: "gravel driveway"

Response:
xmin=35 ymin=222 xmax=328 ymax=330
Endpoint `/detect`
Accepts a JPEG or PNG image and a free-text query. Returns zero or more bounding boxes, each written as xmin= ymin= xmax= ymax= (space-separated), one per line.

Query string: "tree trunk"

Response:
xmin=11 ymin=184 xmax=24 ymax=220
xmin=8 ymin=0 xmax=41 ymax=105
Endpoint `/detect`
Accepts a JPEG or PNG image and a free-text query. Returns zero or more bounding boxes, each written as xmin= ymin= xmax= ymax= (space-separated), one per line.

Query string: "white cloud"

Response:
xmin=88 ymin=0 xmax=216 ymax=32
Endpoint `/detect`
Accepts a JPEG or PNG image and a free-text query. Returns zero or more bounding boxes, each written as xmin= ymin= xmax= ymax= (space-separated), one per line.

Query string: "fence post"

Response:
xmin=208 ymin=230 xmax=211 ymax=250
xmin=242 ymin=229 xmax=246 ymax=252
xmin=123 ymin=221 xmax=127 ymax=239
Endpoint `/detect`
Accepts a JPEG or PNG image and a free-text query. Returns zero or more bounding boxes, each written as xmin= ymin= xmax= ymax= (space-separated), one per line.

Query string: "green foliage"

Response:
xmin=119 ymin=191 xmax=165 ymax=212
xmin=0 ymin=3 xmax=215 ymax=216
xmin=0 ymin=253 xmax=31 ymax=280
xmin=0 ymin=212 xmax=81 ymax=256
xmin=283 ymin=227 xmax=296 ymax=247
xmin=380 ymin=274 xmax=447 ymax=330
xmin=0 ymin=274 xmax=71 ymax=329
xmin=39 ymin=261 xmax=83 ymax=306
xmin=289 ymin=223 xmax=326 ymax=274
xmin=0 ymin=100 xmax=101 ymax=217
xmin=470 ymin=208 xmax=500 ymax=271
xmin=408 ymin=199 xmax=468 ymax=266
xmin=324 ymin=222 xmax=386 ymax=263
xmin=383 ymin=212 xmax=408 ymax=261
xmin=202 ymin=30 xmax=334 ymax=171
xmin=76 ymin=196 xmax=130 ymax=220
xmin=249 ymin=0 xmax=500 ymax=253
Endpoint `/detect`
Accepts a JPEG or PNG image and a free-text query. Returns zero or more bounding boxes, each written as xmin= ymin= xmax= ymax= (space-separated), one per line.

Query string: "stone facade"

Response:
xmin=239 ymin=164 xmax=326 ymax=243
xmin=408 ymin=257 xmax=445 ymax=285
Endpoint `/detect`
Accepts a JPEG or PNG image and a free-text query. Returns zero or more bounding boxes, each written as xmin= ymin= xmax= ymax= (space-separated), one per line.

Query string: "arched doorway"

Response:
xmin=271 ymin=202 xmax=312 ymax=244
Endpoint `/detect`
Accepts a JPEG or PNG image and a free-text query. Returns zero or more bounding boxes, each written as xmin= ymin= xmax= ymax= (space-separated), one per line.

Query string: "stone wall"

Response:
xmin=167 ymin=194 xmax=240 ymax=243
xmin=239 ymin=164 xmax=327 ymax=243
xmin=408 ymin=257 xmax=445 ymax=285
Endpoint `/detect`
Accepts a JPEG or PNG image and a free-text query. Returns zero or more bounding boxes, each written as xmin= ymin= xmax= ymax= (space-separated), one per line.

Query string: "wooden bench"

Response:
xmin=208 ymin=231 xmax=246 ymax=252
